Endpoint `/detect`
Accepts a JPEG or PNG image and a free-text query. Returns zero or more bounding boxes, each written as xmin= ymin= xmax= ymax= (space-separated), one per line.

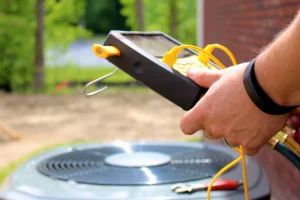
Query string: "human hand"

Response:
xmin=286 ymin=109 xmax=300 ymax=144
xmin=180 ymin=63 xmax=289 ymax=155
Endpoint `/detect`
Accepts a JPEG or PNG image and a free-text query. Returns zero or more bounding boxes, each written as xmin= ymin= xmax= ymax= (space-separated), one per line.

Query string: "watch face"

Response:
xmin=122 ymin=33 xmax=194 ymax=58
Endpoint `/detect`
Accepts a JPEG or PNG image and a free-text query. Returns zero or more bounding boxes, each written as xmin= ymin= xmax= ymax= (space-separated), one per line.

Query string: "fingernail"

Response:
xmin=187 ymin=68 xmax=201 ymax=78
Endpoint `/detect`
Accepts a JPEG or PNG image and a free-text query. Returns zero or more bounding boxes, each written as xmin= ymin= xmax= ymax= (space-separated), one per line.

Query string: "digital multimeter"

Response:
xmin=91 ymin=31 xmax=225 ymax=111
xmin=89 ymin=31 xmax=300 ymax=172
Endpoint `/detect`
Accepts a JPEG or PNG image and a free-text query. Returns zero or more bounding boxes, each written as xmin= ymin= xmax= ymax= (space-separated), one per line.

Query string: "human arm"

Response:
xmin=255 ymin=11 xmax=300 ymax=107
xmin=180 ymin=10 xmax=300 ymax=155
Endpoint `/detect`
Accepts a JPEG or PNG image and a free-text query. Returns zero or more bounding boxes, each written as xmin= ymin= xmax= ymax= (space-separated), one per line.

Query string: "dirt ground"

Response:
xmin=0 ymin=89 xmax=200 ymax=168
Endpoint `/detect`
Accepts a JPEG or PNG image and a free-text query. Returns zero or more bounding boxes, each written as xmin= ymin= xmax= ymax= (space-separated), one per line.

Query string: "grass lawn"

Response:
xmin=0 ymin=141 xmax=93 ymax=185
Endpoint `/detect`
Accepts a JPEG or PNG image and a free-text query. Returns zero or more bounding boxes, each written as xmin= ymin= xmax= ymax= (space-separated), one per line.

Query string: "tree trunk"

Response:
xmin=169 ymin=0 xmax=178 ymax=39
xmin=0 ymin=0 xmax=12 ymax=92
xmin=34 ymin=0 xmax=44 ymax=92
xmin=5 ymin=0 xmax=11 ymax=12
xmin=136 ymin=0 xmax=144 ymax=31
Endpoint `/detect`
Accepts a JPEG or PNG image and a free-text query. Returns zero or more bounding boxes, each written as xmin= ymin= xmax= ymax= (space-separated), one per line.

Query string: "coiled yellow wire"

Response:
xmin=164 ymin=44 xmax=249 ymax=200
xmin=162 ymin=44 xmax=227 ymax=69
xmin=203 ymin=44 xmax=249 ymax=200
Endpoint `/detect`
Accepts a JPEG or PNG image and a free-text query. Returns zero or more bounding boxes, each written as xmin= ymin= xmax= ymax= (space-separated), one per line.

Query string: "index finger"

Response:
xmin=180 ymin=100 xmax=205 ymax=135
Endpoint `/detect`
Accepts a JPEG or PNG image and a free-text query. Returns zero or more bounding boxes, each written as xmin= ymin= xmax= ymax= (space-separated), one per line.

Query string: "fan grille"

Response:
xmin=37 ymin=144 xmax=235 ymax=185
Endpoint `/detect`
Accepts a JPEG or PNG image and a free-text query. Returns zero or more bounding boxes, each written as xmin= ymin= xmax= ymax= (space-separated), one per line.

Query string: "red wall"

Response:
xmin=204 ymin=0 xmax=300 ymax=65
xmin=204 ymin=1 xmax=300 ymax=199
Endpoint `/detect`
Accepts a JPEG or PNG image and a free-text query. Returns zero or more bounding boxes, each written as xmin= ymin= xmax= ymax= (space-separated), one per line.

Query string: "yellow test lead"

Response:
xmin=240 ymin=145 xmax=250 ymax=200
xmin=207 ymin=156 xmax=242 ymax=200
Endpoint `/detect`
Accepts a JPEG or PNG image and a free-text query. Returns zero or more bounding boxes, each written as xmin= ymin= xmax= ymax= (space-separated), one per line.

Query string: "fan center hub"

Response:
xmin=104 ymin=151 xmax=171 ymax=167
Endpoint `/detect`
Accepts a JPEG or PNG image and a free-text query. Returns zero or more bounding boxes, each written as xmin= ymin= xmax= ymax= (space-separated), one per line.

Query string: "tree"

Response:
xmin=136 ymin=0 xmax=144 ymax=30
xmin=120 ymin=0 xmax=197 ymax=44
xmin=0 ymin=0 xmax=35 ymax=92
xmin=0 ymin=0 xmax=90 ymax=92
xmin=176 ymin=0 xmax=197 ymax=45
xmin=85 ymin=0 xmax=129 ymax=34
xmin=45 ymin=0 xmax=90 ymax=48
xmin=34 ymin=0 xmax=44 ymax=91
xmin=169 ymin=0 xmax=178 ymax=39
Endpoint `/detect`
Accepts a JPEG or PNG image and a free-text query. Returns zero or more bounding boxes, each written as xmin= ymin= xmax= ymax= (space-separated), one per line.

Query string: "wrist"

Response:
xmin=254 ymin=12 xmax=300 ymax=106
xmin=243 ymin=58 xmax=298 ymax=115
xmin=255 ymin=54 xmax=288 ymax=106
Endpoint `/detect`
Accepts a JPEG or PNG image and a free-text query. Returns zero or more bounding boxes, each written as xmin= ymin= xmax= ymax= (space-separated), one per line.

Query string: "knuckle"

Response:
xmin=209 ymin=127 xmax=219 ymax=138
xmin=241 ymin=142 xmax=259 ymax=155
xmin=210 ymin=124 xmax=226 ymax=139
xmin=205 ymin=126 xmax=218 ymax=140
xmin=224 ymin=131 xmax=240 ymax=146
xmin=203 ymin=129 xmax=214 ymax=139
xmin=215 ymin=125 xmax=224 ymax=137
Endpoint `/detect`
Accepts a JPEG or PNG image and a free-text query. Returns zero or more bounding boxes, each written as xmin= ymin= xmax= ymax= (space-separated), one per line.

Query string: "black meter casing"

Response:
xmin=103 ymin=31 xmax=206 ymax=111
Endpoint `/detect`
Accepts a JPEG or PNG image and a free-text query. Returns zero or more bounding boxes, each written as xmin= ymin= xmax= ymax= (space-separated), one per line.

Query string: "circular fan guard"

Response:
xmin=37 ymin=144 xmax=235 ymax=185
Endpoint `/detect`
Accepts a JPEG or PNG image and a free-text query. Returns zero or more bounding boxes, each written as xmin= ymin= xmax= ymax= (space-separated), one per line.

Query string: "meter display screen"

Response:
xmin=122 ymin=34 xmax=194 ymax=58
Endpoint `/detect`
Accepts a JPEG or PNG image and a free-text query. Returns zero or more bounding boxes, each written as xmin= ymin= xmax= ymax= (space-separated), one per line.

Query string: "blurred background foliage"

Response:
xmin=0 ymin=0 xmax=35 ymax=92
xmin=0 ymin=0 xmax=197 ymax=93
xmin=120 ymin=0 xmax=197 ymax=44
xmin=45 ymin=0 xmax=90 ymax=48
xmin=85 ymin=0 xmax=129 ymax=34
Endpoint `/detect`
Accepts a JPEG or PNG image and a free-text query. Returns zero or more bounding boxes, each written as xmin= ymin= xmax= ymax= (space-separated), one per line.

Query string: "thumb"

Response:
xmin=187 ymin=68 xmax=223 ymax=88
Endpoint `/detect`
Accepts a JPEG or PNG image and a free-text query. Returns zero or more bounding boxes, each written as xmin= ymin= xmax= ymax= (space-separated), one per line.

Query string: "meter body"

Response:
xmin=101 ymin=31 xmax=212 ymax=110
